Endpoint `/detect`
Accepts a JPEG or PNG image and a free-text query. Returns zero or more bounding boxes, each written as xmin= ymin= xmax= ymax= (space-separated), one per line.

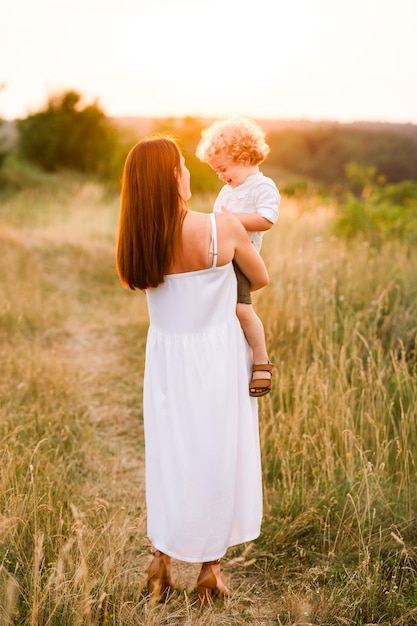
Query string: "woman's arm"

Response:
xmin=219 ymin=214 xmax=269 ymax=291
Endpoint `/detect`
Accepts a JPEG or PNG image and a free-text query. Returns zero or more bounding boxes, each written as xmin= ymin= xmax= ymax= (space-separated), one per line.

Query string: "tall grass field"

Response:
xmin=1 ymin=173 xmax=417 ymax=625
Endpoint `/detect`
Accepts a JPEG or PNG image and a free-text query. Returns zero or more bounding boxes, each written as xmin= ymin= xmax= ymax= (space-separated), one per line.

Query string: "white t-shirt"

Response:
xmin=213 ymin=172 xmax=280 ymax=251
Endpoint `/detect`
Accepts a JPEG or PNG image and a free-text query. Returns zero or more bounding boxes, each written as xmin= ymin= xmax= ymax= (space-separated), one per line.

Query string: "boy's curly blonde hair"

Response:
xmin=196 ymin=116 xmax=270 ymax=166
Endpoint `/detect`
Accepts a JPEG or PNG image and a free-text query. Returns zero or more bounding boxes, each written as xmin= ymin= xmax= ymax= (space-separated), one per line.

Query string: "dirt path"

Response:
xmin=60 ymin=322 xmax=147 ymax=506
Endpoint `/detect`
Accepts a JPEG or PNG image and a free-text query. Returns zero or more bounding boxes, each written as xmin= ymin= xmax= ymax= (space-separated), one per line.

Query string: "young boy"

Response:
xmin=196 ymin=116 xmax=280 ymax=397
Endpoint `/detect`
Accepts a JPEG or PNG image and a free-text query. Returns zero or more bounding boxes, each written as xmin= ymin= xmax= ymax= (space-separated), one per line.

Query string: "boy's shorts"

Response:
xmin=233 ymin=262 xmax=252 ymax=305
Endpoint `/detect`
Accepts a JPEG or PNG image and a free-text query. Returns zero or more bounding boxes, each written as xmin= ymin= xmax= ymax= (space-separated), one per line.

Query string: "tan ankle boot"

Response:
xmin=147 ymin=550 xmax=174 ymax=602
xmin=197 ymin=559 xmax=230 ymax=605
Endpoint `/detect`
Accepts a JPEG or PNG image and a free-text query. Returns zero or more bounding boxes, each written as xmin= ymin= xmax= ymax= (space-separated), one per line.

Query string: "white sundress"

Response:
xmin=143 ymin=213 xmax=262 ymax=563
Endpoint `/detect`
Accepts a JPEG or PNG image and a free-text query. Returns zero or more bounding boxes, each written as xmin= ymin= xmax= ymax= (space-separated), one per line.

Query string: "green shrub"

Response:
xmin=16 ymin=91 xmax=122 ymax=180
xmin=333 ymin=164 xmax=417 ymax=243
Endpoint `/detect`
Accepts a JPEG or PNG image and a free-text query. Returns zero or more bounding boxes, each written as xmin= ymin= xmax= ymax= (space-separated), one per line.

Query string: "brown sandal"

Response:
xmin=249 ymin=362 xmax=273 ymax=397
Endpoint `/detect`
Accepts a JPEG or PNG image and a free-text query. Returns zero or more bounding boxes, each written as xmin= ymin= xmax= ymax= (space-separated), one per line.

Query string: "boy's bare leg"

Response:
xmin=236 ymin=303 xmax=271 ymax=386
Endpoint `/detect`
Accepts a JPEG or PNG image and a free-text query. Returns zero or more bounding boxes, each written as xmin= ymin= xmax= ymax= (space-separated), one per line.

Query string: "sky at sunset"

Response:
xmin=2 ymin=0 xmax=417 ymax=123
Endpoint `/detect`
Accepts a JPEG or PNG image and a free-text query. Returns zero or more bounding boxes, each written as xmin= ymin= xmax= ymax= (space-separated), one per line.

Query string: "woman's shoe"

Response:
xmin=197 ymin=559 xmax=230 ymax=605
xmin=147 ymin=550 xmax=174 ymax=602
xmin=249 ymin=362 xmax=273 ymax=397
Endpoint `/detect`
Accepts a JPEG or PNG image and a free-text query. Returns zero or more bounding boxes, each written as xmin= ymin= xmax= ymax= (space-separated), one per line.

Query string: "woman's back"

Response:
xmin=147 ymin=213 xmax=234 ymax=333
xmin=168 ymin=211 xmax=234 ymax=275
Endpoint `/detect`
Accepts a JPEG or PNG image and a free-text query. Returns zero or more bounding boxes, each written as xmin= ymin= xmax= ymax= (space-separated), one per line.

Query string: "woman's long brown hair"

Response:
xmin=116 ymin=136 xmax=185 ymax=290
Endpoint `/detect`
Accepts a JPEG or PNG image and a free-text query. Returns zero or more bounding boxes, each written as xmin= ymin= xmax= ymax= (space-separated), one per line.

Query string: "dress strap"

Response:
xmin=209 ymin=213 xmax=218 ymax=268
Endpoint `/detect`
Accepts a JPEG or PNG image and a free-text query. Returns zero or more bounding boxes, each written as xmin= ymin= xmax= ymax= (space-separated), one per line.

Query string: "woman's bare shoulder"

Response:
xmin=215 ymin=212 xmax=247 ymax=240
xmin=214 ymin=211 xmax=241 ymax=230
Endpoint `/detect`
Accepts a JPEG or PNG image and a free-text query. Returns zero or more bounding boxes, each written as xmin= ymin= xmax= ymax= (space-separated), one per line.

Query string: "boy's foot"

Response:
xmin=249 ymin=362 xmax=273 ymax=397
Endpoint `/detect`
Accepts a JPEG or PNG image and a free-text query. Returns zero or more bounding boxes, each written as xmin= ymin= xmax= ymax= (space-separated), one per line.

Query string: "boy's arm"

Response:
xmin=219 ymin=207 xmax=273 ymax=232
xmin=220 ymin=180 xmax=280 ymax=231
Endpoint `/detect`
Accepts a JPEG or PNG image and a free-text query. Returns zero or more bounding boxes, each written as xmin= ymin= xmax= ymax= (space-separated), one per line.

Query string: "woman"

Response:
xmin=116 ymin=136 xmax=269 ymax=604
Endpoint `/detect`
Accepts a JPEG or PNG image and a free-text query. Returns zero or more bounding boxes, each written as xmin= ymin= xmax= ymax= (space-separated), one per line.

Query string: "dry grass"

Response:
xmin=1 ymin=180 xmax=417 ymax=625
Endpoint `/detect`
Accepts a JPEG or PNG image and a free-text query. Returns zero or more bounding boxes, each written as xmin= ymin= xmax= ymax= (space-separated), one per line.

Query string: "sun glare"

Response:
xmin=1 ymin=0 xmax=416 ymax=122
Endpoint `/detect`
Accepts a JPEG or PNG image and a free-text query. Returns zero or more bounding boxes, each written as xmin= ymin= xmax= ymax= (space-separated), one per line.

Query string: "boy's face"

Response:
xmin=208 ymin=154 xmax=253 ymax=188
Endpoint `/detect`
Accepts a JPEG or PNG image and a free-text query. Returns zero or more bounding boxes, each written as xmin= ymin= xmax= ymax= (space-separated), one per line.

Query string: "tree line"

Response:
xmin=266 ymin=124 xmax=417 ymax=185
xmin=1 ymin=90 xmax=416 ymax=190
